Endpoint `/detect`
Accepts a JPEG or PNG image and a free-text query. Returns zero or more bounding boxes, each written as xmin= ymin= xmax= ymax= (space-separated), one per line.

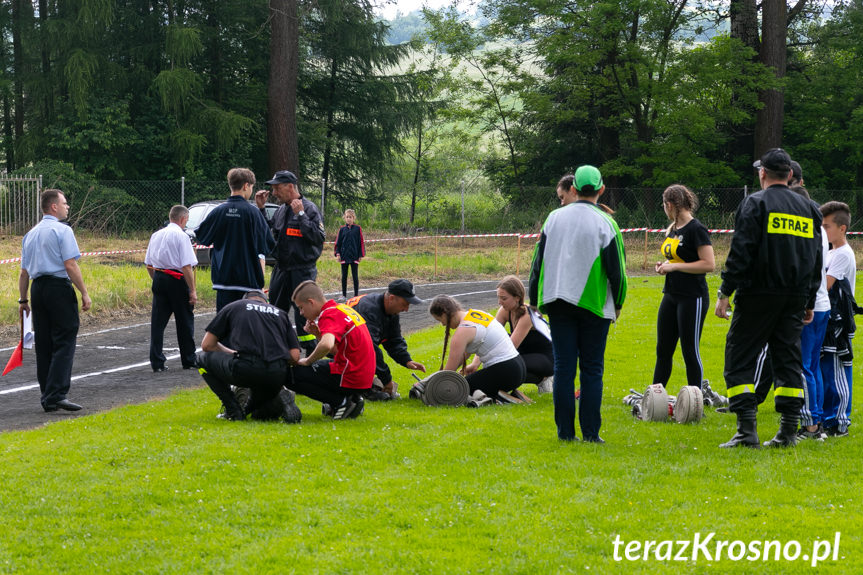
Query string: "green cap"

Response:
xmin=574 ymin=165 xmax=603 ymax=193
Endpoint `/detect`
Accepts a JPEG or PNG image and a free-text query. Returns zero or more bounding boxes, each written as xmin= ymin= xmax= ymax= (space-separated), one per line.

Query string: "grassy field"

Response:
xmin=0 ymin=275 xmax=859 ymax=574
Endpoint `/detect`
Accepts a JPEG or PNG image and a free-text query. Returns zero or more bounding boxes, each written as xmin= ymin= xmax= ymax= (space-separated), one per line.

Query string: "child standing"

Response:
xmin=820 ymin=201 xmax=857 ymax=437
xmin=334 ymin=209 xmax=365 ymax=300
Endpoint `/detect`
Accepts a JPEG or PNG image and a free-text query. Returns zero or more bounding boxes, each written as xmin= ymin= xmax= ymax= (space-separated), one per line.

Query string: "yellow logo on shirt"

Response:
xmin=768 ymin=213 xmax=814 ymax=238
xmin=661 ymin=236 xmax=684 ymax=264
xmin=465 ymin=309 xmax=494 ymax=327
xmin=336 ymin=303 xmax=366 ymax=326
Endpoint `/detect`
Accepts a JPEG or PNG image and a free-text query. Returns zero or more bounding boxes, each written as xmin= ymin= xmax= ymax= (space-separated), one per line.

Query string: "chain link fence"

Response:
xmin=3 ymin=176 xmax=862 ymax=236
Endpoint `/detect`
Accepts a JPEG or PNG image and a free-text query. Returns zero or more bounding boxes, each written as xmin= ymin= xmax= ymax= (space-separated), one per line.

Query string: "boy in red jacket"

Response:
xmin=289 ymin=280 xmax=375 ymax=419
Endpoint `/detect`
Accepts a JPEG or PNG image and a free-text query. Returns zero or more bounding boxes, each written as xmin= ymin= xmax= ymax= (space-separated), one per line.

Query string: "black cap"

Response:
xmin=752 ymin=148 xmax=792 ymax=173
xmin=387 ymin=279 xmax=422 ymax=305
xmin=265 ymin=170 xmax=298 ymax=185
xmin=790 ymin=160 xmax=803 ymax=183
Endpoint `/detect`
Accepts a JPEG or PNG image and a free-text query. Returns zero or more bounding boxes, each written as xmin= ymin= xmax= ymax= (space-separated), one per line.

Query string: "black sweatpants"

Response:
xmin=196 ymin=351 xmax=288 ymax=414
xmin=31 ymin=276 xmax=79 ymax=408
xmin=724 ymin=293 xmax=806 ymax=415
xmin=652 ymin=292 xmax=708 ymax=388
xmin=287 ymin=360 xmax=358 ymax=406
xmin=341 ymin=262 xmax=359 ymax=298
xmin=149 ymin=271 xmax=196 ymax=370
xmin=466 ymin=356 xmax=526 ymax=396
xmin=270 ymin=264 xmax=318 ymax=351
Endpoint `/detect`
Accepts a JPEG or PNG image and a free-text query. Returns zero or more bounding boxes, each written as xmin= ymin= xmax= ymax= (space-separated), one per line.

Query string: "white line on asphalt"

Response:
xmin=0 ymin=352 xmax=190 ymax=395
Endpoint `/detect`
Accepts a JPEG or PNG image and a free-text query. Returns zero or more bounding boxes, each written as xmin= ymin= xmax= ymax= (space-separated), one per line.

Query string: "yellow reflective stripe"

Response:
xmin=774 ymin=387 xmax=804 ymax=399
xmin=726 ymin=384 xmax=755 ymax=398
xmin=767 ymin=212 xmax=814 ymax=238
xmin=198 ymin=367 xmax=207 ymax=375
xmin=298 ymin=334 xmax=317 ymax=342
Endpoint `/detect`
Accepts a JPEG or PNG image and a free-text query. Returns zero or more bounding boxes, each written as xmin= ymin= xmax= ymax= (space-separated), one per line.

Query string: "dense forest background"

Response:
xmin=1 ymin=0 xmax=863 ymax=233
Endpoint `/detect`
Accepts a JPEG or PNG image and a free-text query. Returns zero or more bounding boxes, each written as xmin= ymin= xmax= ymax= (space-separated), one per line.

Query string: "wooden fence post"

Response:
xmin=644 ymin=229 xmax=649 ymax=269
xmin=516 ymin=235 xmax=522 ymax=276
xmin=434 ymin=236 xmax=438 ymax=278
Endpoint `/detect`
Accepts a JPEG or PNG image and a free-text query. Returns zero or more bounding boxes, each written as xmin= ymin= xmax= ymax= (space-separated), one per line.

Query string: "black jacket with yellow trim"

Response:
xmin=720 ymin=184 xmax=823 ymax=308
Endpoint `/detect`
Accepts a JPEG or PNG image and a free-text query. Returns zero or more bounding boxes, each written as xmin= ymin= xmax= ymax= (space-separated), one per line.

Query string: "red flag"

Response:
xmin=2 ymin=340 xmax=23 ymax=376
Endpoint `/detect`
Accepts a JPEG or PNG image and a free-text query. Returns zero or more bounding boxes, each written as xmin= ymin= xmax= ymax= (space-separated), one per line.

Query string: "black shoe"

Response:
xmin=719 ymin=412 xmax=760 ymax=448
xmin=216 ymin=404 xmax=245 ymax=421
xmin=796 ymin=426 xmax=826 ymax=441
xmin=44 ymin=399 xmax=83 ymax=412
xmin=182 ymin=364 xmax=197 ymax=370
xmin=153 ymin=366 xmax=168 ymax=372
xmin=364 ymin=389 xmax=393 ymax=402
xmin=763 ymin=413 xmax=800 ymax=448
xmin=825 ymin=426 xmax=849 ymax=438
xmin=583 ymin=436 xmax=605 ymax=444
xmin=279 ymin=389 xmax=302 ymax=424
xmin=323 ymin=396 xmax=358 ymax=420
xmin=347 ymin=395 xmax=365 ymax=419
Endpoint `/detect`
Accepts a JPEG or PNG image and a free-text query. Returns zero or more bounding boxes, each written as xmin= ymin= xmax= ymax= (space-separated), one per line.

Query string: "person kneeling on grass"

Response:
xmin=197 ymin=290 xmax=300 ymax=422
xmin=429 ymin=294 xmax=527 ymax=403
xmin=287 ymin=280 xmax=376 ymax=419
xmin=495 ymin=275 xmax=554 ymax=394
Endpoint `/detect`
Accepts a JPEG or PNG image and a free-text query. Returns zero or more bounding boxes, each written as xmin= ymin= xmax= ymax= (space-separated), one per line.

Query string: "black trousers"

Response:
xmin=521 ymin=350 xmax=554 ymax=384
xmin=216 ymin=289 xmax=246 ymax=311
xmin=196 ymin=351 xmax=287 ymax=413
xmin=340 ymin=262 xmax=359 ymax=297
xmin=466 ymin=356 xmax=526 ymax=396
xmin=269 ymin=264 xmax=318 ymax=351
xmin=31 ymin=276 xmax=79 ymax=408
xmin=150 ymin=271 xmax=196 ymax=370
xmin=287 ymin=360 xmax=356 ymax=405
xmin=652 ymin=292 xmax=708 ymax=388
xmin=724 ymin=293 xmax=806 ymax=415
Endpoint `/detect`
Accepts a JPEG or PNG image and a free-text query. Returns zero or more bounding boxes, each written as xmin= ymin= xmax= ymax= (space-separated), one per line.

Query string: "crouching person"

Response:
xmin=197 ymin=290 xmax=300 ymax=421
xmin=289 ymin=280 xmax=375 ymax=419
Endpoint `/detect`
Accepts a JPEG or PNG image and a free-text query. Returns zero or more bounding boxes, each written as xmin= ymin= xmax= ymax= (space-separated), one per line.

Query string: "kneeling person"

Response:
xmin=290 ymin=280 xmax=375 ymax=419
xmin=348 ymin=279 xmax=427 ymax=400
xmin=197 ymin=290 xmax=300 ymax=421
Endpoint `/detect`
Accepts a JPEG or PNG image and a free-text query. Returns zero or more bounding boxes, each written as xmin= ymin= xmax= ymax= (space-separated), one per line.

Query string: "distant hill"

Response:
xmin=383 ymin=10 xmax=428 ymax=45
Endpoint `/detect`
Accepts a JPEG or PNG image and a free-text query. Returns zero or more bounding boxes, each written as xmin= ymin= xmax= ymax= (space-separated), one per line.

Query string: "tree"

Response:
xmin=299 ymin=0 xmax=418 ymax=206
xmin=268 ymin=0 xmax=299 ymax=174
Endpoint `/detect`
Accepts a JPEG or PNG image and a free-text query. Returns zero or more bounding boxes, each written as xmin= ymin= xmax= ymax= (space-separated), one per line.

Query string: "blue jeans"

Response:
xmin=548 ymin=305 xmax=612 ymax=441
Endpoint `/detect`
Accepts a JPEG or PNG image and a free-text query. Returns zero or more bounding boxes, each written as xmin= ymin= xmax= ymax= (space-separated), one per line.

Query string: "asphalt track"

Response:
xmin=0 ymin=280 xmax=501 ymax=433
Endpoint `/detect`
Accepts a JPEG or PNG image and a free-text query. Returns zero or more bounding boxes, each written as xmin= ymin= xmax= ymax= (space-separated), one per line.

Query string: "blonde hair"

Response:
xmin=429 ymin=295 xmax=464 ymax=371
xmin=344 ymin=209 xmax=356 ymax=218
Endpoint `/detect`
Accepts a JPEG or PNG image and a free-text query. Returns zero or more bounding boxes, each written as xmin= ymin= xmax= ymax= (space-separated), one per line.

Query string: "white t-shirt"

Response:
xmin=826 ymin=243 xmax=856 ymax=298
xmin=814 ymin=232 xmax=830 ymax=312
xmin=461 ymin=309 xmax=519 ymax=368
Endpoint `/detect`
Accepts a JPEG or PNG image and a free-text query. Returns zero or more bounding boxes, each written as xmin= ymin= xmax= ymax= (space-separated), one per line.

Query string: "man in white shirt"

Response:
xmin=145 ymin=205 xmax=198 ymax=372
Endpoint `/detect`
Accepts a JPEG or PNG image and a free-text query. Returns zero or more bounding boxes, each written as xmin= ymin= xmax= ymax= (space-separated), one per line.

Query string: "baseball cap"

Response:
xmin=265 ymin=170 xmax=298 ymax=185
xmin=387 ymin=279 xmax=422 ymax=304
xmin=574 ymin=165 xmax=603 ymax=193
xmin=790 ymin=160 xmax=803 ymax=183
xmin=752 ymin=148 xmax=791 ymax=173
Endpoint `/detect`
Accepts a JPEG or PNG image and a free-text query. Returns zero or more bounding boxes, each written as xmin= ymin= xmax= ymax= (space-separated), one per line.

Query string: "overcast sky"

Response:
xmin=374 ymin=0 xmax=465 ymax=20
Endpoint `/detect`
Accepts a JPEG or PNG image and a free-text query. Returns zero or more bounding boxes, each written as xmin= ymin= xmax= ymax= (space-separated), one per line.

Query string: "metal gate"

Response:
xmin=0 ymin=175 xmax=41 ymax=235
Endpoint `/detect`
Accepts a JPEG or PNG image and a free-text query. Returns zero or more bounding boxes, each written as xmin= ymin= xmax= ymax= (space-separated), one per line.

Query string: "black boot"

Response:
xmin=719 ymin=411 xmax=760 ymax=448
xmin=763 ymin=413 xmax=799 ymax=448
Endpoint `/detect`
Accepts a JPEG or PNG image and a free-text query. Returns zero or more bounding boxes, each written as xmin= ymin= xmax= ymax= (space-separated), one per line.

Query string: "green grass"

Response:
xmin=0 ymin=275 xmax=859 ymax=573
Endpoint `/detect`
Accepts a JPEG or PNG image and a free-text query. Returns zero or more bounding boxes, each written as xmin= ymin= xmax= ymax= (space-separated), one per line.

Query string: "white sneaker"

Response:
xmin=537 ymin=376 xmax=554 ymax=395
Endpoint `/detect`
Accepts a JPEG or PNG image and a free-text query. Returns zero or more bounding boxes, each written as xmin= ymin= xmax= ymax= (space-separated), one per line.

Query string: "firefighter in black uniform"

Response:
xmin=715 ymin=148 xmax=823 ymax=448
xmin=255 ymin=170 xmax=326 ymax=354
xmin=196 ymin=290 xmax=301 ymax=421
xmin=348 ymin=279 xmax=427 ymax=400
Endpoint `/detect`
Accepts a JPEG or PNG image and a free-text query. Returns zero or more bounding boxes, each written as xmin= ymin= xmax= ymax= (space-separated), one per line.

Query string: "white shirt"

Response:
xmin=461 ymin=309 xmax=520 ymax=368
xmin=145 ymin=223 xmax=197 ymax=271
xmin=813 ymin=232 xmax=830 ymax=312
xmin=826 ymin=243 xmax=856 ymax=298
